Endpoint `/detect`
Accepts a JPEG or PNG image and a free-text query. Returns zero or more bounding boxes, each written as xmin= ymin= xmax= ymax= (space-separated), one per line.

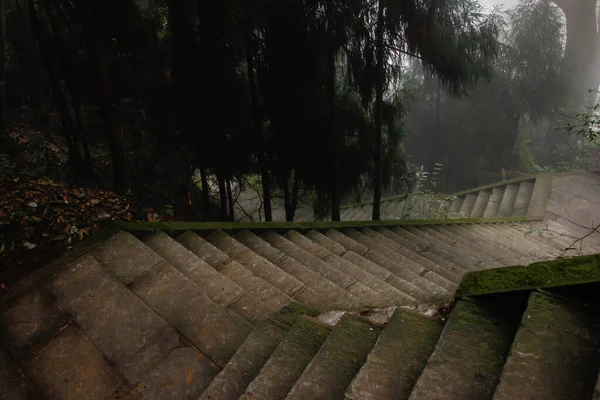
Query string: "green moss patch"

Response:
xmin=456 ymin=254 xmax=600 ymax=298
xmin=118 ymin=216 xmax=540 ymax=234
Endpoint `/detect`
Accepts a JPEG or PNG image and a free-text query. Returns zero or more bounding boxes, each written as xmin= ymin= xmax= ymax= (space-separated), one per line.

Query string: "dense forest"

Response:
xmin=0 ymin=0 xmax=598 ymax=231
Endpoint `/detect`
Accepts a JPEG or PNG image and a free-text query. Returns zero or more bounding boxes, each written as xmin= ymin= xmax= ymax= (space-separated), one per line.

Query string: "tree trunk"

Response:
xmin=372 ymin=0 xmax=385 ymax=221
xmin=246 ymin=46 xmax=273 ymax=221
xmin=199 ymin=165 xmax=210 ymax=217
xmin=217 ymin=168 xmax=228 ymax=220
xmin=226 ymin=175 xmax=234 ymax=221
xmin=27 ymin=0 xmax=82 ymax=173
xmin=72 ymin=0 xmax=127 ymax=192
xmin=328 ymin=0 xmax=341 ymax=221
xmin=0 ymin=0 xmax=5 ymax=141
xmin=552 ymin=0 xmax=599 ymax=107
xmin=284 ymin=170 xmax=299 ymax=222
xmin=46 ymin=0 xmax=93 ymax=174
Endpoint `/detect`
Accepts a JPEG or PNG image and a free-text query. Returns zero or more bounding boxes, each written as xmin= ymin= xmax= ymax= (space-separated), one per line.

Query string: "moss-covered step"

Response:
xmin=286 ymin=314 xmax=381 ymax=400
xmin=345 ymin=309 xmax=444 ymax=400
xmin=456 ymin=254 xmax=600 ymax=298
xmin=408 ymin=298 xmax=521 ymax=400
xmin=493 ymin=291 xmax=600 ymax=399
xmin=239 ymin=316 xmax=331 ymax=399
xmin=199 ymin=303 xmax=318 ymax=400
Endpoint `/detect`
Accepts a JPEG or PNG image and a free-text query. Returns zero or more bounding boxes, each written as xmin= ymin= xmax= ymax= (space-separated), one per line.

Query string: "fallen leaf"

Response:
xmin=27 ymin=201 xmax=37 ymax=208
xmin=23 ymin=241 xmax=37 ymax=250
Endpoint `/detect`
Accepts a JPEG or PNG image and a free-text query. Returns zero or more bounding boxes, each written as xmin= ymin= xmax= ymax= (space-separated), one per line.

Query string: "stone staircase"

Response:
xmin=2 ymin=214 xmax=600 ymax=399
xmin=333 ymin=174 xmax=553 ymax=221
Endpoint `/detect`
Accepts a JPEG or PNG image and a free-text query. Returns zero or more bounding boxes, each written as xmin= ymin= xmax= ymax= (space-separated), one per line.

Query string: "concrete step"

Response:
xmin=284 ymin=230 xmax=409 ymax=306
xmin=494 ymin=224 xmax=563 ymax=259
xmin=354 ymin=208 xmax=372 ymax=221
xmin=305 ymin=229 xmax=346 ymax=256
xmin=375 ymin=227 xmax=465 ymax=278
xmin=497 ymin=184 xmax=519 ymax=217
xmin=435 ymin=200 xmax=451 ymax=218
xmin=449 ymin=224 xmax=536 ymax=264
xmin=176 ymin=230 xmax=230 ymax=268
xmin=449 ymin=197 xmax=464 ymax=216
xmin=181 ymin=231 xmax=293 ymax=311
xmin=408 ymin=299 xmax=521 ymax=400
xmin=334 ymin=229 xmax=447 ymax=302
xmin=91 ymin=231 xmax=164 ymax=284
xmin=510 ymin=221 xmax=599 ymax=257
xmin=527 ymin=176 xmax=552 ymax=217
xmin=340 ymin=207 xmax=354 ymax=220
xmin=260 ymin=231 xmax=380 ymax=306
xmin=199 ymin=303 xmax=318 ymax=400
xmin=362 ymin=227 xmax=462 ymax=284
xmin=130 ymin=261 xmax=253 ymax=368
xmin=234 ymin=230 xmax=355 ymax=311
xmin=323 ymin=229 xmax=429 ymax=302
xmin=471 ymin=190 xmax=492 ymax=218
xmin=145 ymin=231 xmax=271 ymax=324
xmin=401 ymin=226 xmax=485 ymax=272
xmin=207 ymin=230 xmax=306 ymax=299
xmin=458 ymin=193 xmax=478 ymax=218
xmin=493 ymin=292 xmax=600 ymax=399
xmin=437 ymin=225 xmax=524 ymax=266
xmin=474 ymin=224 xmax=555 ymax=261
xmin=483 ymin=187 xmax=505 ymax=218
xmin=419 ymin=226 xmax=505 ymax=270
xmin=346 ymin=309 xmax=444 ymax=400
xmin=286 ymin=314 xmax=381 ymax=400
xmin=344 ymin=228 xmax=455 ymax=295
xmin=512 ymin=180 xmax=535 ymax=217
xmin=543 ymin=219 xmax=600 ymax=252
xmin=240 ymin=316 xmax=331 ymax=399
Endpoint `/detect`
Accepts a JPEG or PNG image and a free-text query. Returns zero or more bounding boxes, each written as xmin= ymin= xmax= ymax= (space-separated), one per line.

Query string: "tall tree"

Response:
xmin=71 ymin=0 xmax=127 ymax=191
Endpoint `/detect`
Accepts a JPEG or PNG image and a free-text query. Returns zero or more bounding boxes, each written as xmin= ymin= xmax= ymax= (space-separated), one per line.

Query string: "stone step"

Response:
xmin=343 ymin=228 xmax=455 ymax=295
xmin=526 ymin=176 xmax=552 ymax=217
xmin=0 ymin=347 xmax=41 ymax=399
xmin=91 ymin=231 xmax=164 ymax=284
xmin=285 ymin=230 xmax=412 ymax=306
xmin=240 ymin=316 xmax=331 ymax=399
xmin=336 ymin=230 xmax=448 ymax=301
xmin=176 ymin=230 xmax=230 ymax=268
xmin=260 ymin=231 xmax=381 ymax=307
xmin=305 ymin=229 xmax=346 ymax=256
xmin=207 ymin=229 xmax=305 ymax=299
xmin=543 ymin=219 xmax=600 ymax=252
xmin=512 ymin=180 xmax=535 ymax=217
xmin=449 ymin=197 xmax=464 ymax=216
xmin=474 ymin=223 xmax=555 ymax=260
xmin=344 ymin=207 xmax=362 ymax=221
xmin=449 ymin=224 xmax=535 ymax=265
xmin=178 ymin=232 xmax=291 ymax=311
xmin=234 ymin=230 xmax=355 ymax=311
xmin=340 ymin=207 xmax=354 ymax=220
xmin=458 ymin=193 xmax=478 ymax=218
xmin=346 ymin=309 xmax=444 ymax=400
xmin=510 ymin=221 xmax=598 ymax=257
xmin=435 ymin=199 xmax=451 ymax=218
xmin=462 ymin=223 xmax=541 ymax=262
xmin=494 ymin=224 xmax=563 ymax=258
xmin=130 ymin=261 xmax=253 ymax=368
xmin=286 ymin=314 xmax=381 ymax=400
xmin=362 ymin=227 xmax=462 ymax=284
xmin=401 ymin=226 xmax=485 ymax=272
xmin=419 ymin=226 xmax=505 ymax=269
xmin=493 ymin=292 xmax=600 ymax=399
xmin=471 ymin=190 xmax=491 ymax=218
xmin=497 ymin=183 xmax=519 ymax=217
xmin=483 ymin=187 xmax=505 ymax=218
xmin=144 ymin=231 xmax=271 ymax=325
xmin=374 ymin=227 xmax=465 ymax=278
xmin=305 ymin=230 xmax=417 ymax=303
xmin=436 ymin=225 xmax=524 ymax=266
xmin=323 ymin=229 xmax=429 ymax=302
xmin=295 ymin=207 xmax=314 ymax=222
xmin=408 ymin=299 xmax=521 ymax=400
xmin=354 ymin=208 xmax=372 ymax=221
xmin=199 ymin=303 xmax=319 ymax=400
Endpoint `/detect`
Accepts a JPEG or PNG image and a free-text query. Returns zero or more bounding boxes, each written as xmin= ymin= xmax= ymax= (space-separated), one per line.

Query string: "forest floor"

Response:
xmin=0 ymin=121 xmax=160 ymax=296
